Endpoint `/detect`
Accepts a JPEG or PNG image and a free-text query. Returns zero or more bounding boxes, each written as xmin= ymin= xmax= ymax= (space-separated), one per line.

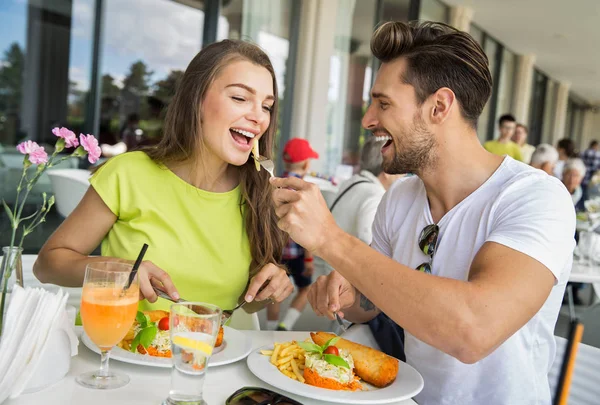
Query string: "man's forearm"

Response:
xmin=343 ymin=291 xmax=381 ymax=324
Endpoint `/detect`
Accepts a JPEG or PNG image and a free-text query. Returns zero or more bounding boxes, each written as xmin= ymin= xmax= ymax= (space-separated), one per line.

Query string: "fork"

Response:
xmin=254 ymin=155 xmax=275 ymax=178
xmin=220 ymin=300 xmax=249 ymax=325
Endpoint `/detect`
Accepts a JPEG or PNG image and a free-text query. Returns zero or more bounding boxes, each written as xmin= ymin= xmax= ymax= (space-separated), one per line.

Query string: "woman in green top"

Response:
xmin=34 ymin=40 xmax=293 ymax=312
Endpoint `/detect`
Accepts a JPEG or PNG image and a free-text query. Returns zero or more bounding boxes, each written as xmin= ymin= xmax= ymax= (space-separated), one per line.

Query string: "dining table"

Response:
xmin=5 ymin=329 xmax=418 ymax=405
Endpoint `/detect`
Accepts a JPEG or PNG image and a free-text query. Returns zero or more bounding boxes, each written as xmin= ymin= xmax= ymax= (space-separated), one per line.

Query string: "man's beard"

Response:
xmin=382 ymin=112 xmax=437 ymax=175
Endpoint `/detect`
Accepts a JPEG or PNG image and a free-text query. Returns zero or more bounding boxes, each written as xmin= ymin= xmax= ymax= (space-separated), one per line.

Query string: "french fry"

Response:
xmin=277 ymin=355 xmax=294 ymax=366
xmin=291 ymin=358 xmax=305 ymax=383
xmin=252 ymin=139 xmax=260 ymax=171
xmin=270 ymin=344 xmax=281 ymax=365
xmin=260 ymin=350 xmax=274 ymax=356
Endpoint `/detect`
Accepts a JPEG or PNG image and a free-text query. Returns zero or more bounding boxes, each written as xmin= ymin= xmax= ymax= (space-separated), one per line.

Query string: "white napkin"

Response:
xmin=0 ymin=286 xmax=79 ymax=402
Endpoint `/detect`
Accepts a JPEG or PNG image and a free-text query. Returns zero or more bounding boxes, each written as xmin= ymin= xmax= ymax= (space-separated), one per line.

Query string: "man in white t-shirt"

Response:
xmin=270 ymin=21 xmax=575 ymax=405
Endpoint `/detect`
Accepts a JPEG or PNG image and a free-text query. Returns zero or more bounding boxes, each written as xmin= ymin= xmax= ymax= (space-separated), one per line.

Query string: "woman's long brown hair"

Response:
xmin=143 ymin=40 xmax=286 ymax=279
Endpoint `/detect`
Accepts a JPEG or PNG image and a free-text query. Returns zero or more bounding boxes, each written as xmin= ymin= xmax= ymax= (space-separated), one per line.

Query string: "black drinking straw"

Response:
xmin=125 ymin=243 xmax=148 ymax=290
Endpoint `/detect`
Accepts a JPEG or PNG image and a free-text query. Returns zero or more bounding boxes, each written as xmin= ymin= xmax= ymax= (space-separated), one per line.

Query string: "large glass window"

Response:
xmin=324 ymin=0 xmax=411 ymax=176
xmin=219 ymin=0 xmax=294 ymax=152
xmin=98 ymin=0 xmax=204 ymax=149
xmin=0 ymin=0 xmax=27 ymax=147
xmin=419 ymin=0 xmax=449 ymax=23
xmin=541 ymin=79 xmax=557 ymax=144
xmin=477 ymin=35 xmax=500 ymax=142
xmin=528 ymin=69 xmax=548 ymax=146
xmin=496 ymin=48 xmax=516 ymax=124
xmin=469 ymin=24 xmax=484 ymax=45
xmin=325 ymin=0 xmax=375 ymax=175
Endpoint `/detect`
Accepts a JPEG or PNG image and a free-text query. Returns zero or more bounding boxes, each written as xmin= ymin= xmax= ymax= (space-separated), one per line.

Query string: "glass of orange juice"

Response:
xmin=76 ymin=262 xmax=139 ymax=389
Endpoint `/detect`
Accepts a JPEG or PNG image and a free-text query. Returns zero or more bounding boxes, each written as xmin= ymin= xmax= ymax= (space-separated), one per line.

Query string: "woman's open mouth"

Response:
xmin=230 ymin=128 xmax=256 ymax=149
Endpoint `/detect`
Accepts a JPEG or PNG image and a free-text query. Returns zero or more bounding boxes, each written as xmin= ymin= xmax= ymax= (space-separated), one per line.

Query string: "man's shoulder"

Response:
xmin=496 ymin=158 xmax=574 ymax=214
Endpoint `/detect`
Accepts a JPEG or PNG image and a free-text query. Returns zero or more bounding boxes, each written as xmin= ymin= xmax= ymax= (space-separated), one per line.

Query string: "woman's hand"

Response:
xmin=245 ymin=263 xmax=294 ymax=303
xmin=136 ymin=260 xmax=179 ymax=303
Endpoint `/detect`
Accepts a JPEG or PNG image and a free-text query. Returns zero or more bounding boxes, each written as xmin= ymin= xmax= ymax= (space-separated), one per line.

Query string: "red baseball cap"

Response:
xmin=282 ymin=138 xmax=319 ymax=163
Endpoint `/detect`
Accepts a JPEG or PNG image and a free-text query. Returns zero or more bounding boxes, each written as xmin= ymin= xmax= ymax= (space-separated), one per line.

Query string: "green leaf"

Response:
xmin=75 ymin=311 xmax=82 ymax=326
xmin=324 ymin=354 xmax=350 ymax=369
xmin=138 ymin=325 xmax=158 ymax=348
xmin=2 ymin=200 xmax=14 ymax=223
xmin=135 ymin=311 xmax=148 ymax=328
xmin=323 ymin=337 xmax=340 ymax=350
xmin=297 ymin=341 xmax=323 ymax=354
xmin=130 ymin=332 xmax=141 ymax=353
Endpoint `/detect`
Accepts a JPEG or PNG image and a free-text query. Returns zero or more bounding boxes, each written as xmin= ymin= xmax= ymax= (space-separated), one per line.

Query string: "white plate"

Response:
xmin=246 ymin=345 xmax=423 ymax=404
xmin=81 ymin=326 xmax=252 ymax=368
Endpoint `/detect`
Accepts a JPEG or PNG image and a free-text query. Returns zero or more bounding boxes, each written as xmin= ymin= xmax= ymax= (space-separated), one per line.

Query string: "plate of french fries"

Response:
xmin=246 ymin=333 xmax=424 ymax=404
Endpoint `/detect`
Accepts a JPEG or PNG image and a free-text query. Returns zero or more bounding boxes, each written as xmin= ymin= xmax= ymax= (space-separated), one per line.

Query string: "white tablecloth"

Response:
xmin=5 ymin=330 xmax=417 ymax=405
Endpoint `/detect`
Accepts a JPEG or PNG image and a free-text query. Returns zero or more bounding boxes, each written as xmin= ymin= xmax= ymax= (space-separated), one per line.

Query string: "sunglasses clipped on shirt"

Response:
xmin=416 ymin=224 xmax=439 ymax=274
xmin=226 ymin=387 xmax=304 ymax=405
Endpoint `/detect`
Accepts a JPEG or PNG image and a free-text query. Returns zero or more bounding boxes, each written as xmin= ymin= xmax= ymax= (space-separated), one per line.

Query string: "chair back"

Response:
xmin=47 ymin=169 xmax=91 ymax=218
xmin=549 ymin=334 xmax=600 ymax=404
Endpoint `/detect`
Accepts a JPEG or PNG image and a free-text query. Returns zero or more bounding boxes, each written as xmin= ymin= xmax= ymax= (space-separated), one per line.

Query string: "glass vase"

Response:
xmin=1 ymin=246 xmax=24 ymax=293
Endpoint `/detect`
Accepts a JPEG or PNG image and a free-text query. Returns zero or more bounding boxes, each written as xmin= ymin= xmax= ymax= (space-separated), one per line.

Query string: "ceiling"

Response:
xmin=442 ymin=0 xmax=600 ymax=105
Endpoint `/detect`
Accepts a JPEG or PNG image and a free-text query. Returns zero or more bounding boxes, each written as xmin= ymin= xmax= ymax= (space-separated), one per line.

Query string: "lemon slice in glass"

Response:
xmin=172 ymin=335 xmax=213 ymax=356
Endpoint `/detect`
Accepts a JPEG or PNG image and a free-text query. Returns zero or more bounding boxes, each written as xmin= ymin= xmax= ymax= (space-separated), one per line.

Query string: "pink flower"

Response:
xmin=52 ymin=126 xmax=79 ymax=148
xmin=79 ymin=134 xmax=101 ymax=164
xmin=16 ymin=140 xmax=48 ymax=165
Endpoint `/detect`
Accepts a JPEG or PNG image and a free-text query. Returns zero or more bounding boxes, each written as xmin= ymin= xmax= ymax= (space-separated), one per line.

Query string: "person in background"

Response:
xmin=530 ymin=143 xmax=559 ymax=175
xmin=563 ymin=158 xmax=587 ymax=209
xmin=580 ymin=140 xmax=600 ymax=201
xmin=511 ymin=124 xmax=535 ymax=164
xmin=483 ymin=114 xmax=523 ymax=161
xmin=266 ymin=138 xmax=319 ymax=331
xmin=554 ymin=138 xmax=577 ymax=178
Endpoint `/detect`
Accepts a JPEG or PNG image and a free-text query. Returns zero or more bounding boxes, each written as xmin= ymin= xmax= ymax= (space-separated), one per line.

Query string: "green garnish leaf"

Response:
xmin=297 ymin=341 xmax=323 ymax=354
xmin=139 ymin=325 xmax=158 ymax=348
xmin=130 ymin=332 xmax=141 ymax=353
xmin=74 ymin=311 xmax=82 ymax=326
xmin=324 ymin=354 xmax=350 ymax=369
xmin=135 ymin=311 xmax=148 ymax=328
xmin=323 ymin=337 xmax=340 ymax=350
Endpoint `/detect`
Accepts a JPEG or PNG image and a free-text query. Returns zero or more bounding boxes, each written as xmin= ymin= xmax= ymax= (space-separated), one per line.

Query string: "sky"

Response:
xmin=0 ymin=0 xmax=205 ymax=92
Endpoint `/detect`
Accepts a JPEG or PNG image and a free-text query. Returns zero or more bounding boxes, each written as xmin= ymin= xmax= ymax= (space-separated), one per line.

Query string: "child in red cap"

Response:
xmin=266 ymin=138 xmax=319 ymax=331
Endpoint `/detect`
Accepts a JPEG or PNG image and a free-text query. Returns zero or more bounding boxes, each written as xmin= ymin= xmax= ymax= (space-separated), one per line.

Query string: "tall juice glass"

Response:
xmin=165 ymin=302 xmax=222 ymax=405
xmin=77 ymin=262 xmax=139 ymax=389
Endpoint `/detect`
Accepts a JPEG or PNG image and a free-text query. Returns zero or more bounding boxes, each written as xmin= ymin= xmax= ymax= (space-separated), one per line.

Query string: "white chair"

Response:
xmin=548 ymin=335 xmax=600 ymax=404
xmin=46 ymin=169 xmax=91 ymax=218
xmin=228 ymin=309 xmax=260 ymax=331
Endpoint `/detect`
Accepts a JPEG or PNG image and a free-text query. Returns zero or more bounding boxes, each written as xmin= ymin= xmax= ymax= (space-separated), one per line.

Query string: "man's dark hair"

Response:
xmin=370 ymin=21 xmax=492 ymax=128
xmin=589 ymin=140 xmax=598 ymax=148
xmin=498 ymin=114 xmax=516 ymax=126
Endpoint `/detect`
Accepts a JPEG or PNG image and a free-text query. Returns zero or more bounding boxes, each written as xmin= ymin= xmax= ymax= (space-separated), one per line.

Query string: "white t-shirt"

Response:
xmin=371 ymin=157 xmax=575 ymax=405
